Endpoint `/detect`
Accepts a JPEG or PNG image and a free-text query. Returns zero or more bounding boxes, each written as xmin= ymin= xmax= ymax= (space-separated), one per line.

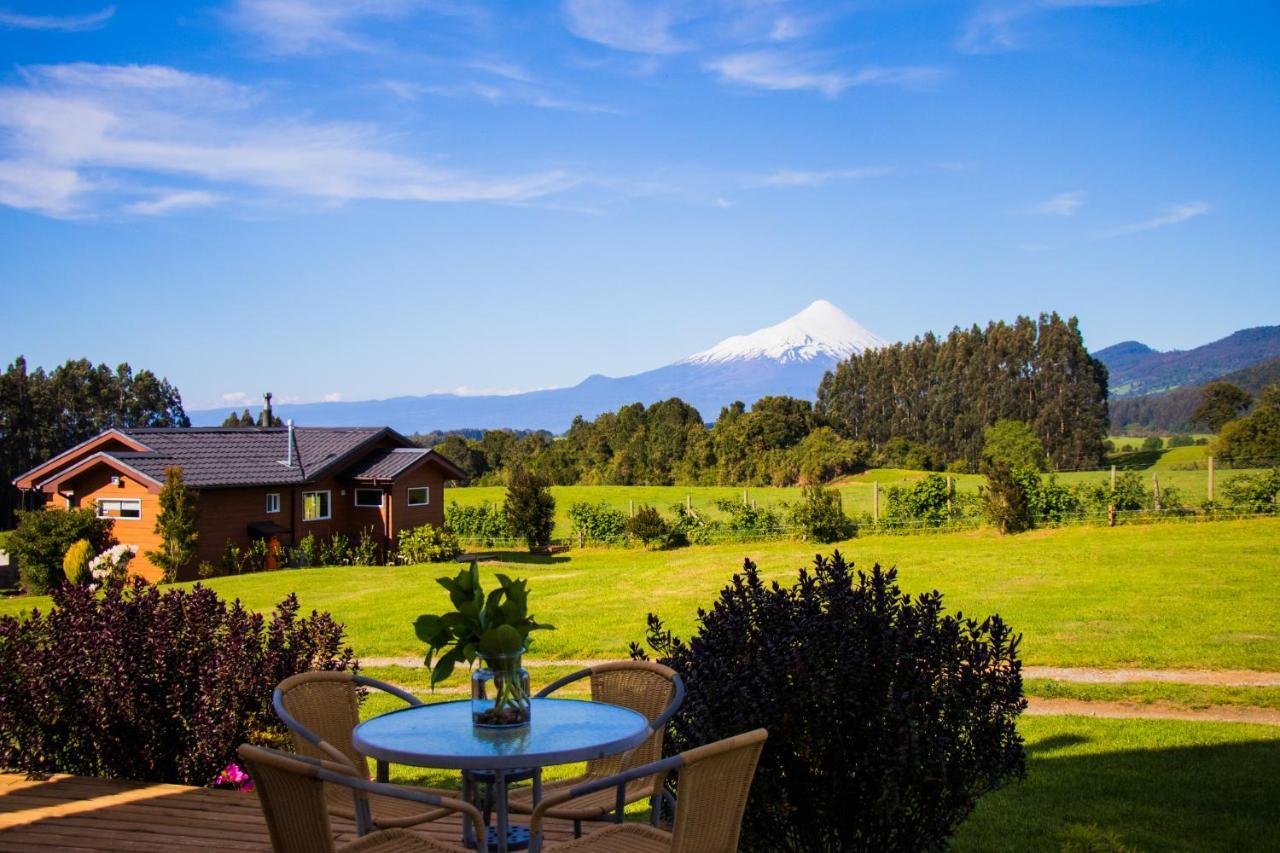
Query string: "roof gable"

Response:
xmin=13 ymin=430 xmax=151 ymax=489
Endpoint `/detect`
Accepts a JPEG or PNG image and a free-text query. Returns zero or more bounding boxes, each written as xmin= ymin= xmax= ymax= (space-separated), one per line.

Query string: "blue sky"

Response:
xmin=1 ymin=1 xmax=1277 ymax=410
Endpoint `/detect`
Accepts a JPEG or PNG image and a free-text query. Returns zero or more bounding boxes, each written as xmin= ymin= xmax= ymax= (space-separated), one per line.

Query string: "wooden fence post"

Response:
xmin=946 ymin=475 xmax=953 ymax=516
xmin=1153 ymin=474 xmax=1161 ymax=512
xmin=873 ymin=482 xmax=880 ymax=523
xmin=629 ymin=499 xmax=634 ymax=518
xmin=1208 ymin=456 xmax=1215 ymax=503
xmin=1111 ymin=464 xmax=1117 ymax=493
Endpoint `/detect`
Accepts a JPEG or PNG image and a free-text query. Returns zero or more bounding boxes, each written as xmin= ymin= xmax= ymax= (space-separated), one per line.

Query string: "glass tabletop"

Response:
xmin=352 ymin=698 xmax=651 ymax=770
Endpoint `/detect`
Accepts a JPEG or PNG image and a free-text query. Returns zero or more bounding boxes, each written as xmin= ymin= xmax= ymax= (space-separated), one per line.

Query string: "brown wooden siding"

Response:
xmin=60 ymin=468 xmax=164 ymax=583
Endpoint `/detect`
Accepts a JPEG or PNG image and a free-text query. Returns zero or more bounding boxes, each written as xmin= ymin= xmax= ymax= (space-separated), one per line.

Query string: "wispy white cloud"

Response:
xmin=125 ymin=190 xmax=222 ymax=216
xmin=745 ymin=166 xmax=895 ymax=188
xmin=0 ymin=5 xmax=115 ymax=31
xmin=0 ymin=62 xmax=575 ymax=218
xmin=563 ymin=0 xmax=690 ymax=54
xmin=1027 ymin=190 xmax=1084 ymax=216
xmin=957 ymin=0 xmax=1157 ymax=55
xmin=321 ymin=391 xmax=344 ymax=402
xmin=707 ymin=51 xmax=947 ymax=96
xmin=381 ymin=77 xmax=616 ymax=113
xmin=221 ymin=391 xmax=253 ymax=405
xmin=1098 ymin=201 xmax=1209 ymax=238
xmin=224 ymin=0 xmax=481 ymax=54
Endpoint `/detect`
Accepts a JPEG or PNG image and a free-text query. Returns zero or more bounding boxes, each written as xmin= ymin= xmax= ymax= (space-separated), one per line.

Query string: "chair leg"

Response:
xmin=573 ymin=819 xmax=581 ymax=838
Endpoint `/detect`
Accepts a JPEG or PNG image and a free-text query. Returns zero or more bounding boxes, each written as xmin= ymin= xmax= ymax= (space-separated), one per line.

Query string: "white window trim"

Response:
xmin=302 ymin=490 xmax=331 ymax=522
xmin=96 ymin=497 xmax=142 ymax=521
xmin=266 ymin=493 xmax=281 ymax=514
xmin=354 ymin=488 xmax=383 ymax=508
xmin=407 ymin=486 xmax=430 ymax=507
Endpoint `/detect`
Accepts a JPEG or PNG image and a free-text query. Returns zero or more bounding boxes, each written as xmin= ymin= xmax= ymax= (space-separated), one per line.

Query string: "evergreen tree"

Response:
xmin=504 ymin=468 xmax=555 ymax=551
xmin=147 ymin=466 xmax=199 ymax=583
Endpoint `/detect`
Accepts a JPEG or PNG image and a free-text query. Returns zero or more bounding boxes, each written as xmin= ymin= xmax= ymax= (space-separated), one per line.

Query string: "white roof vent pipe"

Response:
xmin=279 ymin=419 xmax=296 ymax=468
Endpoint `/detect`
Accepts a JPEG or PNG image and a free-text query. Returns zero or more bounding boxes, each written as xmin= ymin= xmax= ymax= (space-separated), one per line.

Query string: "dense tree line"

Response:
xmin=427 ymin=396 xmax=870 ymax=488
xmin=816 ymin=313 xmax=1109 ymax=470
xmin=0 ymin=356 xmax=188 ymax=527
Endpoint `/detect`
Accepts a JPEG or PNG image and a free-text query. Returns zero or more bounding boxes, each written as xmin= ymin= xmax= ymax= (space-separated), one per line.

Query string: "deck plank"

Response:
xmin=0 ymin=771 xmax=593 ymax=850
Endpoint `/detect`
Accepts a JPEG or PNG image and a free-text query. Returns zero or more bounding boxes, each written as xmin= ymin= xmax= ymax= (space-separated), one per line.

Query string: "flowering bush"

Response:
xmin=0 ymin=577 xmax=356 ymax=786
xmin=88 ymin=543 xmax=138 ymax=587
xmin=397 ymin=523 xmax=462 ymax=564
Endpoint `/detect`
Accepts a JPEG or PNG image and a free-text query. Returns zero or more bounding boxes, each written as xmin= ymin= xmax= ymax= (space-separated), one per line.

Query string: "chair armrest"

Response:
xmin=528 ymin=753 xmax=684 ymax=837
xmin=315 ymin=769 xmax=488 ymax=853
xmin=534 ymin=666 xmax=591 ymax=698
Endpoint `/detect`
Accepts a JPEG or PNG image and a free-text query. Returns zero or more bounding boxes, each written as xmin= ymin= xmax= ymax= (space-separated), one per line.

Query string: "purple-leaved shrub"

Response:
xmin=0 ymin=577 xmax=355 ymax=785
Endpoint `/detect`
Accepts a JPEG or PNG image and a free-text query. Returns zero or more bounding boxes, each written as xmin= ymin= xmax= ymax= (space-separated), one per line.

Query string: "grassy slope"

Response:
xmin=7 ymin=518 xmax=1276 ymax=670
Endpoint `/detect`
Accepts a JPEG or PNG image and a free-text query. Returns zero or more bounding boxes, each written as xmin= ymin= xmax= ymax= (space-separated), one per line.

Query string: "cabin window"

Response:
xmin=354 ymin=488 xmax=383 ymax=508
xmin=266 ymin=493 xmax=281 ymax=514
xmin=407 ymin=486 xmax=429 ymax=507
xmin=302 ymin=490 xmax=331 ymax=521
xmin=96 ymin=498 xmax=142 ymax=520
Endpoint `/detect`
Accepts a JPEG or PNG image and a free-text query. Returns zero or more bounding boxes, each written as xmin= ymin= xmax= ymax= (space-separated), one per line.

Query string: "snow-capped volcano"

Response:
xmin=684 ymin=300 xmax=888 ymax=365
xmin=189 ymin=299 xmax=891 ymax=432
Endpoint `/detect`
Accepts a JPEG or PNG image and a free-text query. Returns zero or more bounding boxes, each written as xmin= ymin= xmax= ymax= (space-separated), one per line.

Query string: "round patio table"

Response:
xmin=353 ymin=697 xmax=650 ymax=853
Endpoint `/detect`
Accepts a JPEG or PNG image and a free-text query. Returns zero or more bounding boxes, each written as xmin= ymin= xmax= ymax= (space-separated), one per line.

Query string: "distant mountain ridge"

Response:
xmin=1110 ymin=355 xmax=1280 ymax=432
xmin=1096 ymin=326 xmax=1280 ymax=398
xmin=190 ymin=300 xmax=887 ymax=433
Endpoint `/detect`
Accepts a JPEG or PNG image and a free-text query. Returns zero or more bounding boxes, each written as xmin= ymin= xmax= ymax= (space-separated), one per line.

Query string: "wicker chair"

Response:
xmin=527 ymin=729 xmax=767 ymax=853
xmin=274 ymin=671 xmax=455 ymax=832
xmin=237 ymin=744 xmax=485 ymax=853
xmin=507 ymin=661 xmax=685 ymax=836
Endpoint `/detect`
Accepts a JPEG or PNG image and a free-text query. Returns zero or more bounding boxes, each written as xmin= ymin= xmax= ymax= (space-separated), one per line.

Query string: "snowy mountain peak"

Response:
xmin=682 ymin=300 xmax=889 ymax=366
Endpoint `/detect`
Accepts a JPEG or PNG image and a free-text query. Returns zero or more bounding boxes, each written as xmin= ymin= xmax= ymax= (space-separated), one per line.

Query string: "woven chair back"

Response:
xmin=669 ymin=730 xmax=767 ymax=853
xmin=278 ymin=674 xmax=368 ymax=776
xmin=238 ymin=745 xmax=335 ymax=853
xmin=587 ymin=664 xmax=678 ymax=780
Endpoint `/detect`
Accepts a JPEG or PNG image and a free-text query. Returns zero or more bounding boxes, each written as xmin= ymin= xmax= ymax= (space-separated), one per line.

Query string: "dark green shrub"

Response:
xmin=789 ymin=484 xmax=857 ymax=543
xmin=624 ymin=505 xmax=673 ymax=549
xmin=297 ymin=533 xmax=323 ymax=567
xmin=0 ymin=578 xmax=355 ymax=785
xmin=1167 ymin=435 xmax=1195 ymax=448
xmin=670 ymin=504 xmax=724 ymax=545
xmin=9 ymin=508 xmax=115 ymax=594
xmin=1141 ymin=436 xmax=1163 ymax=451
xmin=504 ymin=468 xmax=555 ymax=551
xmin=982 ymin=419 xmax=1048 ymax=471
xmin=632 ymin=552 xmax=1026 ymax=852
xmin=713 ymin=499 xmax=783 ymax=536
xmin=567 ymin=501 xmax=627 ymax=544
xmin=319 ymin=532 xmax=351 ymax=566
xmin=981 ymin=463 xmax=1033 ymax=534
xmin=875 ymin=437 xmax=942 ymax=471
xmin=352 ymin=527 xmax=381 ymax=566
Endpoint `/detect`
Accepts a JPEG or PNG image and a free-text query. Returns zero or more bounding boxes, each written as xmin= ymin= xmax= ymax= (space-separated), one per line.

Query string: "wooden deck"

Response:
xmin=0 ymin=771 xmax=597 ymax=852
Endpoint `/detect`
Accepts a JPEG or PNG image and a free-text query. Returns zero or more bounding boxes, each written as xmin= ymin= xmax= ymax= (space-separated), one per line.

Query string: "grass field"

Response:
xmin=445 ymin=460 xmax=1264 ymax=538
xmin=6 ymin=518 xmax=1276 ymax=670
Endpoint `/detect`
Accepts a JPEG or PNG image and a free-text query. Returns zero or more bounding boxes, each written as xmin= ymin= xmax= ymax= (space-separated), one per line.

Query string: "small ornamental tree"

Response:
xmin=148 ymin=465 xmax=199 ymax=583
xmin=632 ymin=552 xmax=1026 ymax=852
xmin=504 ymin=468 xmax=555 ymax=551
xmin=981 ymin=462 xmax=1034 ymax=534
xmin=0 ymin=577 xmax=355 ymax=785
xmin=63 ymin=539 xmax=93 ymax=586
xmin=789 ymin=484 xmax=857 ymax=543
xmin=9 ymin=507 xmax=115 ymax=594
xmin=624 ymin=505 xmax=672 ymax=549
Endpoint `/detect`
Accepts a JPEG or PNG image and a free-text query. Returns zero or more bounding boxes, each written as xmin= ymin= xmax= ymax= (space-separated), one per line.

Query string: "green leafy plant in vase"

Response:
xmin=414 ymin=562 xmax=554 ymax=728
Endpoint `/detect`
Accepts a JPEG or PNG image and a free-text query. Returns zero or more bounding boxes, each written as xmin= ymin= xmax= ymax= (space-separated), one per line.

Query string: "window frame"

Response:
xmin=96 ymin=497 xmax=142 ymax=521
xmin=407 ymin=486 xmax=430 ymax=507
xmin=265 ymin=492 xmax=281 ymax=514
xmin=354 ymin=488 xmax=384 ymax=508
xmin=302 ymin=490 xmax=331 ymax=522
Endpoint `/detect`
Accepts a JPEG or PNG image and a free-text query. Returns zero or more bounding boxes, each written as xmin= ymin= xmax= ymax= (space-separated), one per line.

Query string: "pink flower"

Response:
xmin=216 ymin=762 xmax=255 ymax=792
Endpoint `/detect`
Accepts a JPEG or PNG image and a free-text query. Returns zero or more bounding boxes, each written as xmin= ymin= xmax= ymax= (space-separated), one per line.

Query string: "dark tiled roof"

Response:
xmin=107 ymin=427 xmax=391 ymax=488
xmin=342 ymin=448 xmax=430 ymax=481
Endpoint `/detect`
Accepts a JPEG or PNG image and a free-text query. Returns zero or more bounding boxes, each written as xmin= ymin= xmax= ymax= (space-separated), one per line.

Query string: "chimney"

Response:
xmin=281 ymin=419 xmax=295 ymax=468
xmin=262 ymin=392 xmax=274 ymax=428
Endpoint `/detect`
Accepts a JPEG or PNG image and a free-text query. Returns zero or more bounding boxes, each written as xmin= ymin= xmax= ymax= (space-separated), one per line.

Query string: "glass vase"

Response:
xmin=471 ymin=652 xmax=531 ymax=728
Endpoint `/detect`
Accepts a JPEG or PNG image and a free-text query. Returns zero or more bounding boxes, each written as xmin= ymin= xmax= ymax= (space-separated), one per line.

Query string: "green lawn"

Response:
xmin=953 ymin=716 xmax=1280 ymax=852
xmin=7 ymin=518 xmax=1276 ymax=670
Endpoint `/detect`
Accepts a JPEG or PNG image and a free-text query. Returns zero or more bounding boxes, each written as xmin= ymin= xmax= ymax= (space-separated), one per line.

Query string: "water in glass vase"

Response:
xmin=471 ymin=653 xmax=531 ymax=728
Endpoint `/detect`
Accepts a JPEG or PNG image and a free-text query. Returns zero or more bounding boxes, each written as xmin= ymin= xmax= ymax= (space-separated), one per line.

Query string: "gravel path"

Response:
xmin=1025 ymin=697 xmax=1280 ymax=726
